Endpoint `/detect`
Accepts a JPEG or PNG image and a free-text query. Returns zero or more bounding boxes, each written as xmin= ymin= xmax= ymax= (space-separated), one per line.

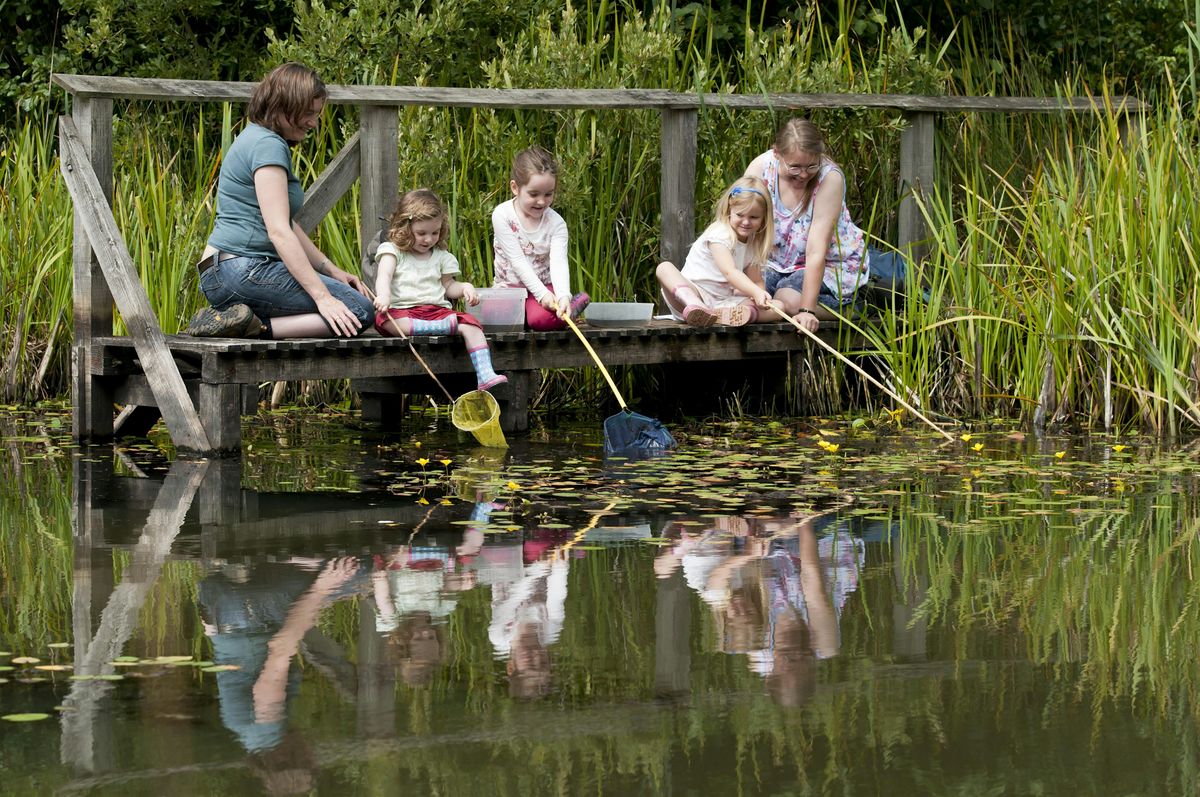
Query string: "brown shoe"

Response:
xmin=183 ymin=304 xmax=263 ymax=337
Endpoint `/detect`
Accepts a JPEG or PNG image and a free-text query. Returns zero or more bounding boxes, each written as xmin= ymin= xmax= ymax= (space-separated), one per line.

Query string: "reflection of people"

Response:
xmin=488 ymin=555 xmax=568 ymax=699
xmin=657 ymin=176 xmax=784 ymax=328
xmin=186 ymin=63 xmax=373 ymax=339
xmin=743 ymin=118 xmax=872 ymax=333
xmin=371 ymin=538 xmax=479 ymax=687
xmin=751 ymin=515 xmax=864 ymax=705
xmin=199 ymin=557 xmax=361 ymax=792
xmin=657 ymin=512 xmax=863 ymax=706
xmin=372 ymin=188 xmax=507 ymax=391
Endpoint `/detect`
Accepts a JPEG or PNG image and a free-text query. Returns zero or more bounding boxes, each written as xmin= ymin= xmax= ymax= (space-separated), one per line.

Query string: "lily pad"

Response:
xmin=2 ymin=713 xmax=50 ymax=722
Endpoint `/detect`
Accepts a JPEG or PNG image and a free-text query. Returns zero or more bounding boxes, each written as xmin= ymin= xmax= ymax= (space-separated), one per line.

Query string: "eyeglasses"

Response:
xmin=780 ymin=159 xmax=821 ymax=176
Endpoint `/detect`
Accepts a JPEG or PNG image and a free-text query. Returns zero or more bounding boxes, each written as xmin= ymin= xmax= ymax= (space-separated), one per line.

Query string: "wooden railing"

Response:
xmin=52 ymin=74 xmax=1147 ymax=452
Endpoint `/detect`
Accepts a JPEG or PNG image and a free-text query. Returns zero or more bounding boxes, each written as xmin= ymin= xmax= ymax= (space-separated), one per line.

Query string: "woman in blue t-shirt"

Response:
xmin=185 ymin=63 xmax=373 ymax=339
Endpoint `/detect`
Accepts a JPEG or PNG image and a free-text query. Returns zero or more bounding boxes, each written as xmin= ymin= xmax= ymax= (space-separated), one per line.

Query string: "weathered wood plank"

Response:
xmin=294 ymin=131 xmax=361 ymax=233
xmin=59 ymin=116 xmax=212 ymax=453
xmin=52 ymin=75 xmax=1150 ymax=115
xmin=660 ymin=108 xmax=698 ymax=269
xmin=71 ymin=97 xmax=115 ymax=442
xmin=360 ymin=106 xmax=398 ymax=284
xmin=198 ymin=382 xmax=242 ymax=454
xmin=898 ymin=111 xmax=936 ymax=263
xmin=701 ymin=92 xmax=1150 ymax=114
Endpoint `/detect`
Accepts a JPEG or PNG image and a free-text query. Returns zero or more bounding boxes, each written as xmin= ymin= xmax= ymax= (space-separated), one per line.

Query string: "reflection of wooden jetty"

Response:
xmin=54 ymin=74 xmax=1146 ymax=455
xmin=63 ymin=452 xmax=932 ymax=782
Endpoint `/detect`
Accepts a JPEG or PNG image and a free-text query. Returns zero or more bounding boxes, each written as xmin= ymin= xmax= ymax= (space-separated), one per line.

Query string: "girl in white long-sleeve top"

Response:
xmin=491 ymin=146 xmax=589 ymax=331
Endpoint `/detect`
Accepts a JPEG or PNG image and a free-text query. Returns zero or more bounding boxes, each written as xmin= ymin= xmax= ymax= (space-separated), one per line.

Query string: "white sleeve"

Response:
xmin=492 ymin=204 xmax=552 ymax=301
xmin=439 ymin=250 xmax=460 ymax=277
xmin=547 ymin=213 xmax=571 ymax=302
xmin=375 ymin=241 xmax=402 ymax=264
xmin=544 ymin=558 xmax=569 ymax=644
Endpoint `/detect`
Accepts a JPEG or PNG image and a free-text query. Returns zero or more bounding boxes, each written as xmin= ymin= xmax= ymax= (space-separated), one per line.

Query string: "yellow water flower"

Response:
xmin=823 ymin=443 xmax=840 ymax=454
xmin=1112 ymin=444 xmax=1128 ymax=453
xmin=960 ymin=433 xmax=973 ymax=442
xmin=416 ymin=458 xmax=430 ymax=467
xmin=1054 ymin=451 xmax=1066 ymax=459
xmin=440 ymin=459 xmax=452 ymax=467
xmin=972 ymin=443 xmax=984 ymax=452
xmin=417 ymin=497 xmax=430 ymax=505
xmin=414 ymin=441 xmax=422 ymax=449
xmin=506 ymin=481 xmax=520 ymax=490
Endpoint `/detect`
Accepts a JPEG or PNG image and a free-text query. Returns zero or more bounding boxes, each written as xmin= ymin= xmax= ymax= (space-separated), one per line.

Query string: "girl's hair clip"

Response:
xmin=729 ymin=186 xmax=764 ymax=198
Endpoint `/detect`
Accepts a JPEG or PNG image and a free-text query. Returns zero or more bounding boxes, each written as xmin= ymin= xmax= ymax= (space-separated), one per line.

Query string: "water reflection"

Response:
xmin=3 ymin=421 xmax=1200 ymax=794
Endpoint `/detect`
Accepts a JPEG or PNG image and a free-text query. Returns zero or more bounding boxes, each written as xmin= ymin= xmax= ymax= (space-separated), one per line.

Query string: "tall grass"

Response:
xmin=859 ymin=86 xmax=1200 ymax=433
xmin=5 ymin=1 xmax=1198 ymax=429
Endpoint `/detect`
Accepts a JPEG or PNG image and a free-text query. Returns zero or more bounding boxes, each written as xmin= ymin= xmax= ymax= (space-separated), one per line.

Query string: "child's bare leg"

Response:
xmin=657 ymin=261 xmax=715 ymax=327
xmin=376 ymin=314 xmax=414 ymax=337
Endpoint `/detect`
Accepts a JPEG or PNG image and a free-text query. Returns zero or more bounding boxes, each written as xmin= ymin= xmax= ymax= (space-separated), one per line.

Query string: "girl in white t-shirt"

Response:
xmin=657 ymin=176 xmax=786 ymax=328
xmin=491 ymin=146 xmax=590 ymax=332
xmin=374 ymin=188 xmax=507 ymax=391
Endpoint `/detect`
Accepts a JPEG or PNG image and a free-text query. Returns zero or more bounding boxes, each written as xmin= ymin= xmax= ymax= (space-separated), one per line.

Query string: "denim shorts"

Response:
xmin=764 ymin=268 xmax=853 ymax=309
xmin=198 ymin=256 xmax=375 ymax=331
xmin=765 ymin=248 xmax=910 ymax=308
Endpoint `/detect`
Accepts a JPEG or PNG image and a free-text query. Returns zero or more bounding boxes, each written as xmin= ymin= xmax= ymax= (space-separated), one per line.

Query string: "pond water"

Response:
xmin=2 ymin=406 xmax=1200 ymax=795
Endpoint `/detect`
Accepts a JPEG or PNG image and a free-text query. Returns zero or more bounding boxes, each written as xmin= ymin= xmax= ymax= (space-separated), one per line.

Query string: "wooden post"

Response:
xmin=71 ymin=97 xmax=115 ymax=442
xmin=359 ymin=106 xmax=398 ymax=287
xmin=60 ymin=116 xmax=212 ymax=453
xmin=498 ymin=370 xmax=539 ymax=433
xmin=660 ymin=108 xmax=698 ymax=270
xmin=197 ymin=382 xmax=242 ymax=455
xmin=898 ymin=111 xmax=935 ymax=266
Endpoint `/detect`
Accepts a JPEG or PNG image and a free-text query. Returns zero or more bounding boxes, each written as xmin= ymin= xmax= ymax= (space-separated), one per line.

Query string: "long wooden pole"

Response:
xmin=773 ymin=303 xmax=956 ymax=443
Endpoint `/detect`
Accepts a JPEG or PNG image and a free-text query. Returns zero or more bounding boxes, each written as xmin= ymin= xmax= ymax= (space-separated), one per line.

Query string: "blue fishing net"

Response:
xmin=603 ymin=410 xmax=677 ymax=457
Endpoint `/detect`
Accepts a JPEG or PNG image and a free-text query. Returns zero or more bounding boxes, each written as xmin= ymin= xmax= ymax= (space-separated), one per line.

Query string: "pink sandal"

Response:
xmin=716 ymin=305 xmax=752 ymax=327
xmin=682 ymin=304 xmax=717 ymax=328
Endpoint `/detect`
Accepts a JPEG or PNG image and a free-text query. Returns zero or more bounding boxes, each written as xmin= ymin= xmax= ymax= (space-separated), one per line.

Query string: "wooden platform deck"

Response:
xmin=89 ymin=318 xmax=819 ymax=452
xmin=55 ymin=75 xmax=1145 ymax=455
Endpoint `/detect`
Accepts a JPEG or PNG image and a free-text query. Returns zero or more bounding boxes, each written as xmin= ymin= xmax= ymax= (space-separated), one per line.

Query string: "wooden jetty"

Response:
xmin=54 ymin=74 xmax=1147 ymax=454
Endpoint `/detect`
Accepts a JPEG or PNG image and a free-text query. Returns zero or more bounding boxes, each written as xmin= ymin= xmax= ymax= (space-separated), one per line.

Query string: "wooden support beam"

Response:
xmin=660 ymin=108 xmax=698 ymax=270
xmin=898 ymin=111 xmax=935 ymax=265
xmin=59 ymin=116 xmax=212 ymax=453
xmin=359 ymin=106 xmax=398 ymax=287
xmin=71 ymin=97 xmax=115 ymax=442
xmin=294 ymin=131 xmax=362 ymax=234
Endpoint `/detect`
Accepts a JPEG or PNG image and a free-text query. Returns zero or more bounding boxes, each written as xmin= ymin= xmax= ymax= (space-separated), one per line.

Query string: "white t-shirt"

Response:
xmin=375 ymin=243 xmax=459 ymax=309
xmin=491 ymin=199 xmax=571 ymax=303
xmin=681 ymin=222 xmax=752 ymax=304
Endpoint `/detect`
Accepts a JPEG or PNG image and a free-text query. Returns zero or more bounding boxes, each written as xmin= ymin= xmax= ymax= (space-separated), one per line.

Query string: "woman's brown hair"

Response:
xmin=247 ymin=63 xmax=328 ymax=138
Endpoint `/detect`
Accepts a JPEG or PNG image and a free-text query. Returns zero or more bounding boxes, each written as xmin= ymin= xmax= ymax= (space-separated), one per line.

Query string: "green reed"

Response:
xmin=7 ymin=2 xmax=1199 ymax=428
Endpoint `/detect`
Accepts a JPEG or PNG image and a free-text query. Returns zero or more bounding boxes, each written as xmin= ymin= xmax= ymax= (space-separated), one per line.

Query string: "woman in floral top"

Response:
xmin=744 ymin=118 xmax=871 ymax=333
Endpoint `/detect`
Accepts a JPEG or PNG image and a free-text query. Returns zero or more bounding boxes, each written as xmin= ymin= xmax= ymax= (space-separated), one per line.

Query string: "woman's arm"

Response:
xmin=255 ymin=166 xmax=363 ymax=336
xmin=795 ymin=171 xmax=843 ymax=318
xmin=709 ymin=242 xmax=771 ymax=307
xmin=744 ymin=151 xmax=772 ymax=180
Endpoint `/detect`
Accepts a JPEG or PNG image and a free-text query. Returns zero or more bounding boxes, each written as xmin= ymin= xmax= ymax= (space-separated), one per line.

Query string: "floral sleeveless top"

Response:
xmin=762 ymin=154 xmax=870 ymax=301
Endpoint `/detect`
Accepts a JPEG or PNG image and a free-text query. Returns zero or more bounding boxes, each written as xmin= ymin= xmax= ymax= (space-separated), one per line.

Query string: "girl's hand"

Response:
xmin=754 ymin=289 xmax=772 ymax=309
xmin=372 ymin=293 xmax=390 ymax=313
xmin=316 ymin=294 xmax=364 ymax=337
xmin=461 ymin=283 xmax=479 ymax=305
xmin=538 ymin=293 xmax=560 ymax=312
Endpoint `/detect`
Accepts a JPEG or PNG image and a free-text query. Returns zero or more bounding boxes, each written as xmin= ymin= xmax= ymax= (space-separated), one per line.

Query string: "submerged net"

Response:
xmin=603 ymin=409 xmax=676 ymax=456
xmin=451 ymin=390 xmax=507 ymax=448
